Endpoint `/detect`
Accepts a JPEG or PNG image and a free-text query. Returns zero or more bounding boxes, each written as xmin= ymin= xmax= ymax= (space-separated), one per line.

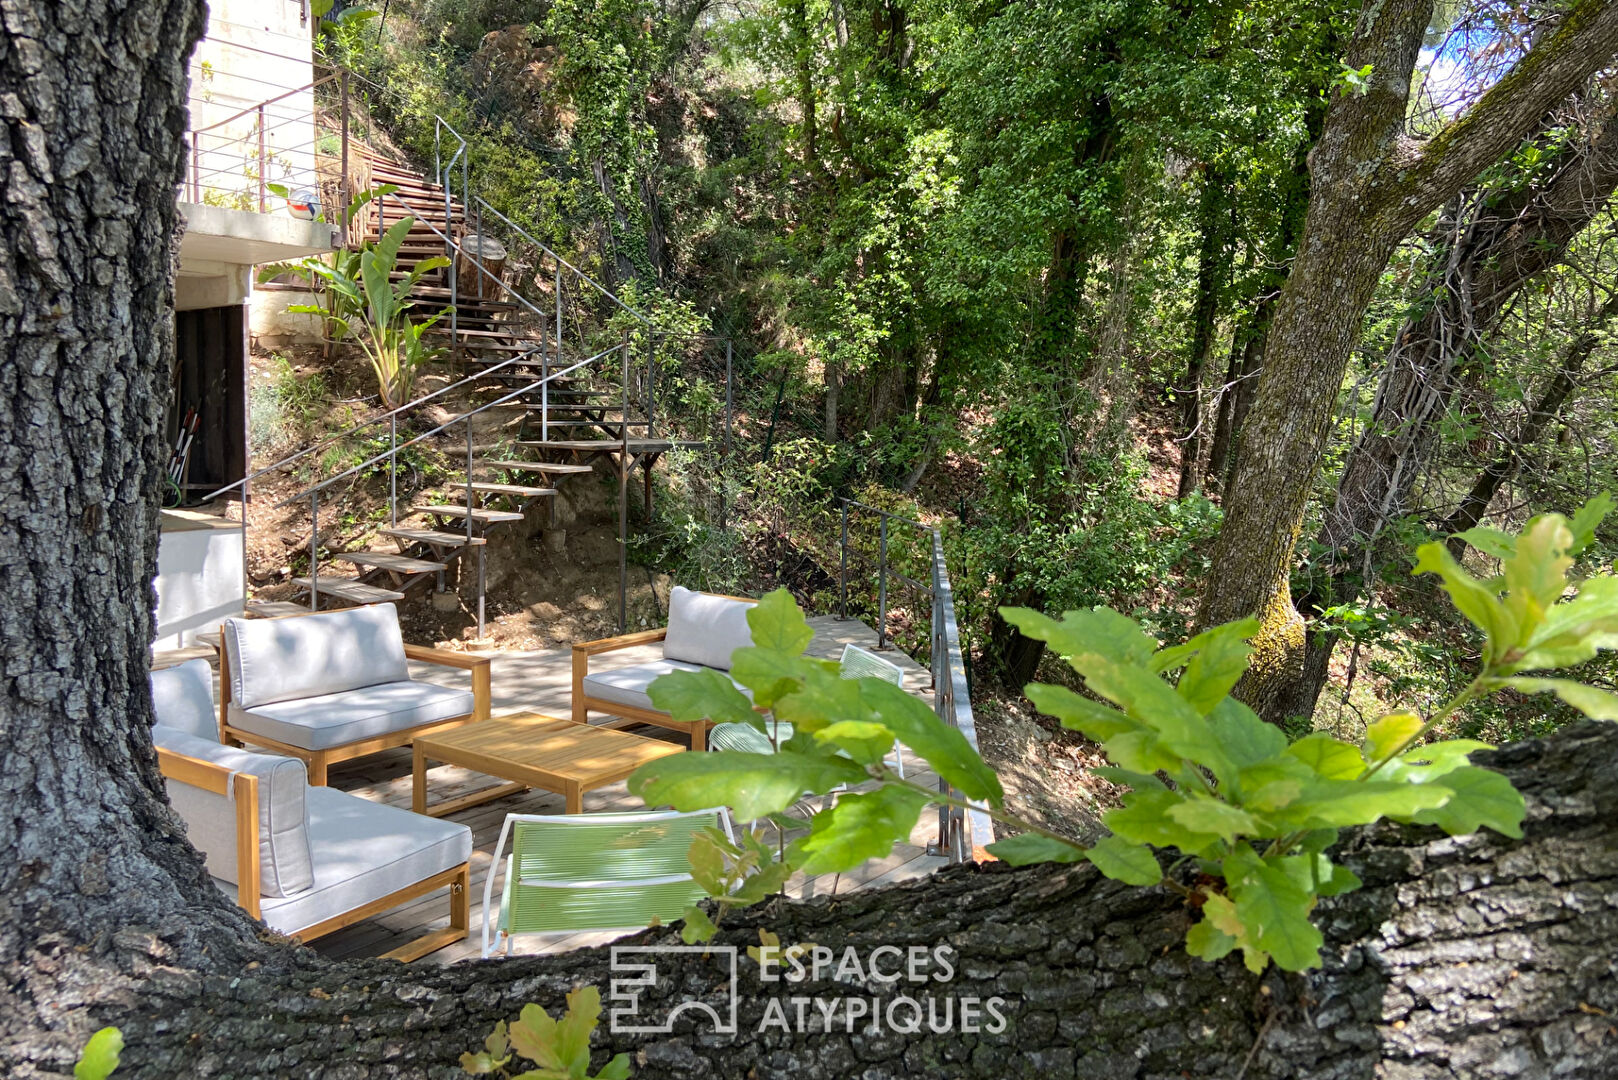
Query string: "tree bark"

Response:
xmin=1442 ymin=291 xmax=1618 ymax=553
xmin=1177 ymin=171 xmax=1231 ymax=499
xmin=6 ymin=721 xmax=1615 ymax=1078
xmin=1197 ymin=0 xmax=1618 ymax=722
xmin=1272 ymin=113 xmax=1618 ymax=725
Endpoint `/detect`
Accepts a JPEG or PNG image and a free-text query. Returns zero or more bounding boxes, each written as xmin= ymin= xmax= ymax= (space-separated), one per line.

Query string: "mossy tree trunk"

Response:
xmin=1196 ymin=0 xmax=1618 ymax=723
xmin=1276 ymin=109 xmax=1618 ymax=725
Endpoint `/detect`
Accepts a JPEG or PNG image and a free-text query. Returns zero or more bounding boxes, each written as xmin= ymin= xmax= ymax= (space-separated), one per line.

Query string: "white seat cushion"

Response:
xmin=245 ymin=786 xmax=472 ymax=936
xmin=151 ymin=658 xmax=218 ymax=741
xmin=662 ymin=587 xmax=755 ymax=672
xmin=230 ymin=681 xmax=474 ymax=751
xmin=153 ymin=727 xmax=314 ymax=898
xmin=583 ymin=659 xmax=752 ymax=715
xmin=225 ymin=605 xmax=410 ymax=709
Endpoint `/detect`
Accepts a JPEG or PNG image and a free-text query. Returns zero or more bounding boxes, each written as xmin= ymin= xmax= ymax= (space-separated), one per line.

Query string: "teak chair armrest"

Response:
xmin=403 ymin=644 xmax=492 ymax=721
xmin=155 ymin=746 xmax=262 ymax=919
xmin=572 ymin=627 xmax=669 ymax=658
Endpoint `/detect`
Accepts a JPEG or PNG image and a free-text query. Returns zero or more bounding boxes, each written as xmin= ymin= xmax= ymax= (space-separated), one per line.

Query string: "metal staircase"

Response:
xmin=206 ymin=87 xmax=735 ymax=635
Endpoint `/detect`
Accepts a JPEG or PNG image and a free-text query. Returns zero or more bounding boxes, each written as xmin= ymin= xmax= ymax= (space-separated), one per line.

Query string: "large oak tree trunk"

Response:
xmin=0 ymin=0 xmax=259 ymax=1019
xmin=1197 ymin=0 xmax=1618 ymax=722
xmin=8 ymin=722 xmax=1617 ymax=1078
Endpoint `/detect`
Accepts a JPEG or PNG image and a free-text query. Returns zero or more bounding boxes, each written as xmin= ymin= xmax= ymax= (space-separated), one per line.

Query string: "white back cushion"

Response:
xmin=663 ymin=587 xmax=755 ymax=671
xmin=154 ymin=727 xmax=314 ymax=898
xmin=225 ymin=604 xmax=410 ymax=709
xmin=150 ymin=659 xmax=218 ymax=741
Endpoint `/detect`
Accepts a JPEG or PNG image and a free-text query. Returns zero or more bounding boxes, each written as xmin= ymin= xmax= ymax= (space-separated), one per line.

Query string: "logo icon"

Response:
xmin=609 ymin=945 xmax=739 ymax=1035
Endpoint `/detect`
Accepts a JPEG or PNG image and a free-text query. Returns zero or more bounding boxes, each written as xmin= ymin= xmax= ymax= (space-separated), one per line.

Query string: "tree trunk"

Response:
xmin=1197 ymin=0 xmax=1618 ymax=722
xmin=1442 ymin=291 xmax=1618 ymax=553
xmin=1177 ymin=171 xmax=1231 ymax=499
xmin=1276 ymin=113 xmax=1618 ymax=724
xmin=8 ymin=722 xmax=1617 ymax=1077
xmin=0 ymin=0 xmax=274 ymax=1046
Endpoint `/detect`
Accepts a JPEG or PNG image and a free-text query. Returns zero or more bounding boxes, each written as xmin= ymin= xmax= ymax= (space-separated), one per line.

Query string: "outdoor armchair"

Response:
xmin=218 ymin=603 xmax=490 ymax=784
xmin=480 ymin=808 xmax=733 ymax=956
xmin=571 ymin=587 xmax=757 ymax=749
xmin=151 ymin=660 xmax=472 ymax=961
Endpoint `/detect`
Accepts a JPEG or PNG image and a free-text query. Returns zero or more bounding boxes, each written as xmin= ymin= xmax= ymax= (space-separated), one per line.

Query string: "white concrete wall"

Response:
xmin=155 ymin=513 xmax=246 ymax=650
xmin=187 ymin=1 xmax=317 ymax=214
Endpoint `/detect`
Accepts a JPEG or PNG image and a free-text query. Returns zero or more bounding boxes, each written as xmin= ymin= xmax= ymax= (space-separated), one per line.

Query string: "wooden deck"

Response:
xmin=307 ymin=615 xmax=949 ymax=965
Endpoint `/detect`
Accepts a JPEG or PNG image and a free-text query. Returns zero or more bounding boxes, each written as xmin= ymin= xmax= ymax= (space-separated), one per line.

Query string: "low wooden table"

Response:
xmin=412 ymin=711 xmax=685 ymax=818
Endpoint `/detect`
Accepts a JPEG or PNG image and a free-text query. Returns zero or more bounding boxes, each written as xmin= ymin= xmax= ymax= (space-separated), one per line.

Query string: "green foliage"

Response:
xmin=250 ymin=354 xmax=333 ymax=454
xmin=74 ymin=1028 xmax=122 ymax=1080
xmin=290 ymin=216 xmax=450 ymax=407
xmin=460 ymin=988 xmax=629 ymax=1079
xmin=1000 ymin=498 xmax=1616 ymax=972
xmin=631 ymin=504 xmax=1615 ymax=974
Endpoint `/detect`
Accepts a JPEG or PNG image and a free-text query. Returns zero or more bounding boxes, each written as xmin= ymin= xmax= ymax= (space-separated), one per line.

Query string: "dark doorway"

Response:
xmin=171 ymin=305 xmax=248 ymax=503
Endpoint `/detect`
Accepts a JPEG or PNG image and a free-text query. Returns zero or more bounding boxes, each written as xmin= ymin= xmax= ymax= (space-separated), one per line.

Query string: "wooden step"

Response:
xmin=414 ymin=503 xmax=525 ymax=524
xmin=290 ymin=577 xmax=406 ymax=604
xmin=525 ymin=439 xmax=703 ymax=453
xmin=478 ymin=459 xmax=595 ymax=476
xmin=469 ymin=481 xmax=558 ymax=498
xmin=378 ymin=527 xmax=486 ymax=547
xmin=245 ymin=600 xmax=311 ymax=618
xmin=331 ymin=551 xmax=446 ymax=574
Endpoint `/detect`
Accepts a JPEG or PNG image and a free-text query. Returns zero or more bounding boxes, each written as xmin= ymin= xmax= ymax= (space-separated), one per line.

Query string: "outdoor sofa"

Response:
xmin=217 ymin=603 xmax=490 ymax=784
xmin=151 ymin=659 xmax=472 ymax=961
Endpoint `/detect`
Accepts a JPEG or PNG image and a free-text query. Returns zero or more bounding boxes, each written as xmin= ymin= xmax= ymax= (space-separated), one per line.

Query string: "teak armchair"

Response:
xmin=218 ymin=604 xmax=491 ymax=784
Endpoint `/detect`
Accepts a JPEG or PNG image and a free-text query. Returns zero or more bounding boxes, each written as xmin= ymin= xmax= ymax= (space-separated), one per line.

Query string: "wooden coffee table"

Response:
xmin=412 ymin=711 xmax=684 ymax=818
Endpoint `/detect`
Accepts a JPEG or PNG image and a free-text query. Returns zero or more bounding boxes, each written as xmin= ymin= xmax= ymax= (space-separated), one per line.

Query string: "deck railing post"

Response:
xmin=877 ymin=514 xmax=889 ymax=650
xmin=618 ymin=337 xmax=630 ymax=634
xmin=389 ymin=411 xmax=398 ymax=529
xmin=339 ymin=70 xmax=350 ymax=231
xmin=838 ymin=499 xmax=849 ymax=620
xmin=308 ymin=489 xmax=319 ymax=610
xmin=256 ymin=104 xmax=267 ymax=212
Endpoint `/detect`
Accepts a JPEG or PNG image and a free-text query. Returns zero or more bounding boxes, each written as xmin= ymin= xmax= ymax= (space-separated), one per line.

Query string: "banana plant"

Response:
xmin=259 ymin=185 xmax=398 ymax=358
xmin=289 ymin=215 xmax=450 ymax=408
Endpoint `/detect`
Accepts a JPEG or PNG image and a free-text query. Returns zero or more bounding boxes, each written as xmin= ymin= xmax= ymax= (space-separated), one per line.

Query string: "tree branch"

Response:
xmin=1390 ymin=0 xmax=1618 ymax=216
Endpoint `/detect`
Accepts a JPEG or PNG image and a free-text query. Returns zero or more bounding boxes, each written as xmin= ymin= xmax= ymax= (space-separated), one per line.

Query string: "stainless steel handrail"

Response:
xmin=837 ymin=498 xmax=990 ymax=863
xmin=277 ymin=345 xmax=619 ymax=508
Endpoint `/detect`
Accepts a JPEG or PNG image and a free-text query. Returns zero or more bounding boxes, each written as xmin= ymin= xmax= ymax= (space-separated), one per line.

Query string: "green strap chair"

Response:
xmin=707 ymin=643 xmax=908 ymax=777
xmin=481 ymin=808 xmax=732 ymax=957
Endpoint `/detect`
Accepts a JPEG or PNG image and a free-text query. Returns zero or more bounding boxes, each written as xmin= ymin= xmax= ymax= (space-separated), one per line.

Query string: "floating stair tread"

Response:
xmin=415 ymin=503 xmax=525 ymax=524
xmin=331 ymin=551 xmax=447 ymax=573
xmin=469 ymin=481 xmax=558 ymax=497
xmin=521 ymin=439 xmax=703 ymax=452
xmin=290 ymin=578 xmax=406 ymax=604
xmin=378 ymin=527 xmax=486 ymax=547
xmin=245 ymin=600 xmax=311 ymax=618
xmin=478 ymin=459 xmax=595 ymax=475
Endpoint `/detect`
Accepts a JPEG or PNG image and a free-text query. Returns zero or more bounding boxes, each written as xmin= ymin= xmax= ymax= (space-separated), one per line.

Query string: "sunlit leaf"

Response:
xmin=1412 ymin=541 xmax=1519 ymax=661
xmin=1173 ymin=618 xmax=1260 ymax=714
xmin=984 ymin=832 xmax=1087 ymax=865
xmin=797 ymin=785 xmax=930 ymax=874
xmin=1498 ymin=676 xmax=1618 ymax=720
xmin=74 ymin=1028 xmax=122 ymax=1080
xmin=648 ymin=667 xmax=759 ymax=728
xmin=1362 ymin=712 xmax=1423 ymax=764
xmin=1025 ymin=682 xmax=1139 ymax=741
xmin=629 ymin=750 xmax=864 ymax=821
xmin=1082 ymin=834 xmax=1163 ymax=885
xmin=747 ymin=587 xmax=815 ymax=654
xmin=1285 ymin=733 xmax=1364 ymax=779
xmin=1000 ymin=605 xmax=1157 ymax=666
xmin=1408 ymin=765 xmax=1525 ymax=838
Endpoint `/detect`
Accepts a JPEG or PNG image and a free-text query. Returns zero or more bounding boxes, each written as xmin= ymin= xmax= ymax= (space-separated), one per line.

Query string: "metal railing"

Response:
xmin=837 ymin=499 xmax=993 ymax=863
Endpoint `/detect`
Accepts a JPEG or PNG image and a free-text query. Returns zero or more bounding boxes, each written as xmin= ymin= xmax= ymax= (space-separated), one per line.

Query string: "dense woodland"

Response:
xmin=5 ymin=0 xmax=1618 ymax=1077
xmin=321 ymin=0 xmax=1618 ymax=744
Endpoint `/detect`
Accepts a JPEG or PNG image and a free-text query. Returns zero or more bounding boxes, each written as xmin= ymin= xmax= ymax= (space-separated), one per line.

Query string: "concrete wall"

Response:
xmin=155 ymin=512 xmax=246 ymax=650
xmin=187 ymin=1 xmax=318 ymax=213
